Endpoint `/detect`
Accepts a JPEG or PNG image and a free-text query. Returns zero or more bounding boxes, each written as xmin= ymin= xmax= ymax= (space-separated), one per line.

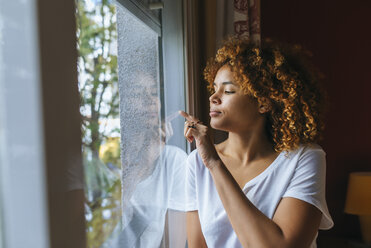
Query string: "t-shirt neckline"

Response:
xmin=242 ymin=150 xmax=285 ymax=191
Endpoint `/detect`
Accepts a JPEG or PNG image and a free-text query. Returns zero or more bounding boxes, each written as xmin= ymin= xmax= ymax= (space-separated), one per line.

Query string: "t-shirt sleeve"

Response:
xmin=283 ymin=146 xmax=334 ymax=230
xmin=185 ymin=150 xmax=198 ymax=211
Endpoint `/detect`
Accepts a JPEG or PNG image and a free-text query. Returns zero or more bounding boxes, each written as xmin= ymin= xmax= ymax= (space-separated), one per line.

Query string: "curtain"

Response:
xmin=215 ymin=0 xmax=261 ymax=46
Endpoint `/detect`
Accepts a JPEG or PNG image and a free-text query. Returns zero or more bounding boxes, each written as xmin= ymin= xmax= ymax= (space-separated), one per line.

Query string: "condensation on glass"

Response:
xmin=113 ymin=3 xmax=187 ymax=248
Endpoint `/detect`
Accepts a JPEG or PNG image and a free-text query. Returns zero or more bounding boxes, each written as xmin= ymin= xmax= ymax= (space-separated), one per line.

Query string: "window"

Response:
xmin=76 ymin=0 xmax=188 ymax=247
xmin=76 ymin=1 xmax=121 ymax=246
xmin=0 ymin=1 xmax=50 ymax=247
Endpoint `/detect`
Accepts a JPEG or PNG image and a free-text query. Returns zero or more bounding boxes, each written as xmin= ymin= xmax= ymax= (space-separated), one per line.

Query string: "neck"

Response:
xmin=223 ymin=127 xmax=275 ymax=165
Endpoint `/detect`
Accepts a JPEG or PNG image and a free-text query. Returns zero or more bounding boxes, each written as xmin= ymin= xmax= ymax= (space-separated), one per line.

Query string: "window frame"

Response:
xmin=115 ymin=0 xmax=161 ymax=36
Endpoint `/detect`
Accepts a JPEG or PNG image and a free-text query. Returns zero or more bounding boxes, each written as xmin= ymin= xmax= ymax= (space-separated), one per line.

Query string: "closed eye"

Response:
xmin=225 ymin=91 xmax=235 ymax=94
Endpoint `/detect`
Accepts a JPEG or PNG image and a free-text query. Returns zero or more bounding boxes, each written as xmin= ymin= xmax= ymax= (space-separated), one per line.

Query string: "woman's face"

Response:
xmin=209 ymin=65 xmax=265 ymax=133
xmin=131 ymin=73 xmax=161 ymax=126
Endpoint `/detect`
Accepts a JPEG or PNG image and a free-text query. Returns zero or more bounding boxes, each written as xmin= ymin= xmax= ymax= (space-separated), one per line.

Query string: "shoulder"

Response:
xmin=163 ymin=145 xmax=187 ymax=160
xmin=301 ymin=143 xmax=325 ymax=155
xmin=285 ymin=143 xmax=327 ymax=176
xmin=298 ymin=144 xmax=326 ymax=164
xmin=286 ymin=143 xmax=326 ymax=161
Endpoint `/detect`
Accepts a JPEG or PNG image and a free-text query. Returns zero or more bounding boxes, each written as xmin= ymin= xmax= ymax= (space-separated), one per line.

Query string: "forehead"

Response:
xmin=214 ymin=65 xmax=236 ymax=86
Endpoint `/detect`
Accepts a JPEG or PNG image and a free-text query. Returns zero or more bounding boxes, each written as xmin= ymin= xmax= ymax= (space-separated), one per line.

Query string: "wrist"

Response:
xmin=206 ymin=158 xmax=224 ymax=171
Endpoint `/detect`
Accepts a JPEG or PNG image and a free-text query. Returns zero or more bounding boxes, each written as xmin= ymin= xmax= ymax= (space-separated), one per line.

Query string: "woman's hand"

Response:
xmin=179 ymin=110 xmax=220 ymax=169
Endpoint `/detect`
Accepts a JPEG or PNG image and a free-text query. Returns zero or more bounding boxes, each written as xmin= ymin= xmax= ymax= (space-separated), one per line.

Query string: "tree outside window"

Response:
xmin=75 ymin=0 xmax=121 ymax=246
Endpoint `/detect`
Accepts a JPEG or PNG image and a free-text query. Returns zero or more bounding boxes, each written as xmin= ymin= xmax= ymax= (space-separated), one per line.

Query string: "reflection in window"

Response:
xmin=76 ymin=0 xmax=121 ymax=247
xmin=114 ymin=3 xmax=187 ymax=247
xmin=77 ymin=0 xmax=188 ymax=247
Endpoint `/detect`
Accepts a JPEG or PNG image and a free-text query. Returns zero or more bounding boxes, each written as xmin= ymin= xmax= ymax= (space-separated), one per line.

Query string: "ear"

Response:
xmin=258 ymin=98 xmax=271 ymax=114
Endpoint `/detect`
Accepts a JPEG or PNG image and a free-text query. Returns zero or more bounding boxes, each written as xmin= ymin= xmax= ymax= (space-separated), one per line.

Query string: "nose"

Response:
xmin=209 ymin=91 xmax=221 ymax=104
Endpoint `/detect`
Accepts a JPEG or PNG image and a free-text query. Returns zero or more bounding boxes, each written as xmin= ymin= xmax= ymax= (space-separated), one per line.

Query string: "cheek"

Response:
xmin=226 ymin=98 xmax=249 ymax=116
xmin=229 ymin=99 xmax=261 ymax=123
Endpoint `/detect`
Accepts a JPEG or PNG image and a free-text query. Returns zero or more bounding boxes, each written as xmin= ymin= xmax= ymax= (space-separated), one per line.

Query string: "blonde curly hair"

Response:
xmin=204 ymin=37 xmax=327 ymax=152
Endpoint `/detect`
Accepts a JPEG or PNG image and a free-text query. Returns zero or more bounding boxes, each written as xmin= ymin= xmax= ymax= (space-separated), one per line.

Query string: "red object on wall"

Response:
xmin=234 ymin=0 xmax=249 ymax=12
xmin=233 ymin=0 xmax=261 ymax=43
xmin=261 ymin=0 xmax=371 ymax=241
xmin=234 ymin=20 xmax=250 ymax=36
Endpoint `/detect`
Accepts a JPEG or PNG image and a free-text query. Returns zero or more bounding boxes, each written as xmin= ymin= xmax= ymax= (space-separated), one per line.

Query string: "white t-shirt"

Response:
xmin=186 ymin=144 xmax=334 ymax=248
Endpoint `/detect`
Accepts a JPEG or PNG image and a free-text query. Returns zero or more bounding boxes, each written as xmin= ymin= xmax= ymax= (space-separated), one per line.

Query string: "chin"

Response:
xmin=210 ymin=119 xmax=229 ymax=132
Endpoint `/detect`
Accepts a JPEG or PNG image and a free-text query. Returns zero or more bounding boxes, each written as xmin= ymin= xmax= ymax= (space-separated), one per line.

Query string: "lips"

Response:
xmin=209 ymin=109 xmax=222 ymax=117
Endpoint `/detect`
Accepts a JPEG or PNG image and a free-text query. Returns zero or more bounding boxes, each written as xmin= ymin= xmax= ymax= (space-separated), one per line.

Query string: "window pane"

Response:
xmin=77 ymin=0 xmax=187 ymax=246
xmin=117 ymin=1 xmax=161 ymax=212
xmin=76 ymin=0 xmax=121 ymax=247
xmin=115 ymin=3 xmax=187 ymax=247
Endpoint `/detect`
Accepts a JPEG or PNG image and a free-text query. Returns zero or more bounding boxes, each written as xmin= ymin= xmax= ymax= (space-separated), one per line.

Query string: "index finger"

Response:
xmin=178 ymin=110 xmax=198 ymax=122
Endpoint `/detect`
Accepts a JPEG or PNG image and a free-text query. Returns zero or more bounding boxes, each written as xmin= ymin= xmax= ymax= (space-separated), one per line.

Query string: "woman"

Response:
xmin=180 ymin=37 xmax=333 ymax=248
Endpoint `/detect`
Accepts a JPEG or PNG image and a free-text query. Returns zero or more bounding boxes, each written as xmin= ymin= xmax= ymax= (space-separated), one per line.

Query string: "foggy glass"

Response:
xmin=117 ymin=2 xmax=161 ymax=214
xmin=115 ymin=3 xmax=187 ymax=247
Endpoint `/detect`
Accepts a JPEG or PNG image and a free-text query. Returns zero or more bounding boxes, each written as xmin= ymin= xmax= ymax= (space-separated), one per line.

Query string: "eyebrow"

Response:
xmin=213 ymin=81 xmax=236 ymax=86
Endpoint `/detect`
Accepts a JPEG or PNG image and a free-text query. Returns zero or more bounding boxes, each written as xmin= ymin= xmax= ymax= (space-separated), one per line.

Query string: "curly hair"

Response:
xmin=204 ymin=37 xmax=327 ymax=152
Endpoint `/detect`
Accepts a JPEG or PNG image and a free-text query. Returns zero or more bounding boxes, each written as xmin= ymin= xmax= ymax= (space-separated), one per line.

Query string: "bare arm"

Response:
xmin=186 ymin=211 xmax=208 ymax=248
xmin=209 ymin=160 xmax=322 ymax=248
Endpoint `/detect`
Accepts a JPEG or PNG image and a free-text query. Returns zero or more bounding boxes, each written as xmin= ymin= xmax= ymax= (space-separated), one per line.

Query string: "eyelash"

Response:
xmin=212 ymin=88 xmax=235 ymax=94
